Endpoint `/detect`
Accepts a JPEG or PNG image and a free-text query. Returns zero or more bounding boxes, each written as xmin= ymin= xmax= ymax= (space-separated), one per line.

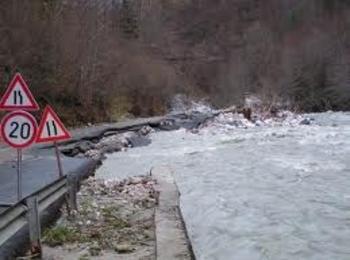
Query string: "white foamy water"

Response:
xmin=96 ymin=112 xmax=350 ymax=260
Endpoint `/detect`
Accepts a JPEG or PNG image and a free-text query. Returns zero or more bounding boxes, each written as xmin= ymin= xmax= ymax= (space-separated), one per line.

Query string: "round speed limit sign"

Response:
xmin=1 ymin=110 xmax=38 ymax=148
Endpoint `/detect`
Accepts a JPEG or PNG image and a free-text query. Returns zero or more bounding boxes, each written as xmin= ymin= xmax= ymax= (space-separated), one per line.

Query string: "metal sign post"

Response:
xmin=54 ymin=142 xmax=63 ymax=177
xmin=17 ymin=149 xmax=22 ymax=201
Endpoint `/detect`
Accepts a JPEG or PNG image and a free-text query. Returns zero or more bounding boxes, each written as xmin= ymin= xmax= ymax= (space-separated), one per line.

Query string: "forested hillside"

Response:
xmin=1 ymin=0 xmax=350 ymax=124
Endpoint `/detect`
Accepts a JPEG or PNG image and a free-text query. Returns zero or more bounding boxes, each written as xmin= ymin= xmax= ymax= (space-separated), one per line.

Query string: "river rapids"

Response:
xmin=96 ymin=110 xmax=350 ymax=260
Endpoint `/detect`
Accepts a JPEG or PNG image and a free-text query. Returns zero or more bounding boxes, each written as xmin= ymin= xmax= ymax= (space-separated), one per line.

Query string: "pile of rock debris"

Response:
xmin=42 ymin=175 xmax=158 ymax=260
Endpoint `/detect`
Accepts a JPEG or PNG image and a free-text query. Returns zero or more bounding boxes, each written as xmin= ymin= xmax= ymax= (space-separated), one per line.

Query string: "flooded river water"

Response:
xmin=96 ymin=112 xmax=350 ymax=260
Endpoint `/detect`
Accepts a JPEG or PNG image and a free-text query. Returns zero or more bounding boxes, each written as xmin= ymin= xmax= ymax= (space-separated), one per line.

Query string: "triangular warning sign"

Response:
xmin=36 ymin=105 xmax=71 ymax=143
xmin=0 ymin=73 xmax=39 ymax=111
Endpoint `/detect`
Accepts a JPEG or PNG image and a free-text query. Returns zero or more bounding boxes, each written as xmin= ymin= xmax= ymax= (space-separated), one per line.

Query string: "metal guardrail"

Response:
xmin=0 ymin=175 xmax=78 ymax=256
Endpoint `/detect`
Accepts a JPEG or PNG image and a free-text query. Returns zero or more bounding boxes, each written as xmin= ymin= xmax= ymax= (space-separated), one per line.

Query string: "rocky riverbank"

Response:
xmin=57 ymin=111 xmax=218 ymax=161
xmin=198 ymin=109 xmax=312 ymax=134
xmin=58 ymin=107 xmax=311 ymax=162
xmin=42 ymin=175 xmax=158 ymax=260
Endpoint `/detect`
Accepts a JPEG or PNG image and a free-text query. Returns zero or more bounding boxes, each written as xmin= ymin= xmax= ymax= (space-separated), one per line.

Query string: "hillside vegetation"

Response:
xmin=1 ymin=0 xmax=350 ymax=124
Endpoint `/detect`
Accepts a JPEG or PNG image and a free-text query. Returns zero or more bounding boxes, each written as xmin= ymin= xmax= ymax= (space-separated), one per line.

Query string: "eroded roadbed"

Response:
xmin=0 ymin=114 xmax=203 ymax=259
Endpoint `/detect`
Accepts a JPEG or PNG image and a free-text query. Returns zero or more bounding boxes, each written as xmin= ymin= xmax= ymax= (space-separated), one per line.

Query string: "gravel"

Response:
xmin=42 ymin=175 xmax=158 ymax=260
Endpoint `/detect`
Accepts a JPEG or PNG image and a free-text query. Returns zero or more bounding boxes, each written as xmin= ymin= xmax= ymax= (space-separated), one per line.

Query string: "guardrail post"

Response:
xmin=26 ymin=196 xmax=42 ymax=257
xmin=67 ymin=175 xmax=78 ymax=212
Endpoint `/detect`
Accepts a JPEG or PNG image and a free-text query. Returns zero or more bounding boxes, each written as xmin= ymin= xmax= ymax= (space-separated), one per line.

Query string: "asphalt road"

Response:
xmin=0 ymin=153 xmax=91 ymax=205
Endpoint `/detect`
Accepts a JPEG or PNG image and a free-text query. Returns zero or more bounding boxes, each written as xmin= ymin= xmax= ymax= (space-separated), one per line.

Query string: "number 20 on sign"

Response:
xmin=0 ymin=73 xmax=71 ymax=201
xmin=0 ymin=111 xmax=38 ymax=200
xmin=0 ymin=73 xmax=39 ymax=201
xmin=1 ymin=111 xmax=37 ymax=148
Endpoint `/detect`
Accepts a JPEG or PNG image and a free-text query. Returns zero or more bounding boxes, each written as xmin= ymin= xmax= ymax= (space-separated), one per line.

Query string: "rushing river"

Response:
xmin=96 ymin=112 xmax=350 ymax=260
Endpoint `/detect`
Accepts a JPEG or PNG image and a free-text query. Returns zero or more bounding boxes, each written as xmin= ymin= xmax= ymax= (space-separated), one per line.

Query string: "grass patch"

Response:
xmin=102 ymin=206 xmax=131 ymax=229
xmin=43 ymin=226 xmax=78 ymax=246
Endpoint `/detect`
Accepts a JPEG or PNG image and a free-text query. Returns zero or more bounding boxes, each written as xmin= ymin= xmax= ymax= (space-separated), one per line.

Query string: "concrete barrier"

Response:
xmin=151 ymin=166 xmax=194 ymax=260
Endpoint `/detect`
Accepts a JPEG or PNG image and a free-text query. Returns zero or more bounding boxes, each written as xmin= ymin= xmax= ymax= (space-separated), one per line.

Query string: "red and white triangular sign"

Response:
xmin=36 ymin=105 xmax=71 ymax=143
xmin=0 ymin=73 xmax=39 ymax=111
